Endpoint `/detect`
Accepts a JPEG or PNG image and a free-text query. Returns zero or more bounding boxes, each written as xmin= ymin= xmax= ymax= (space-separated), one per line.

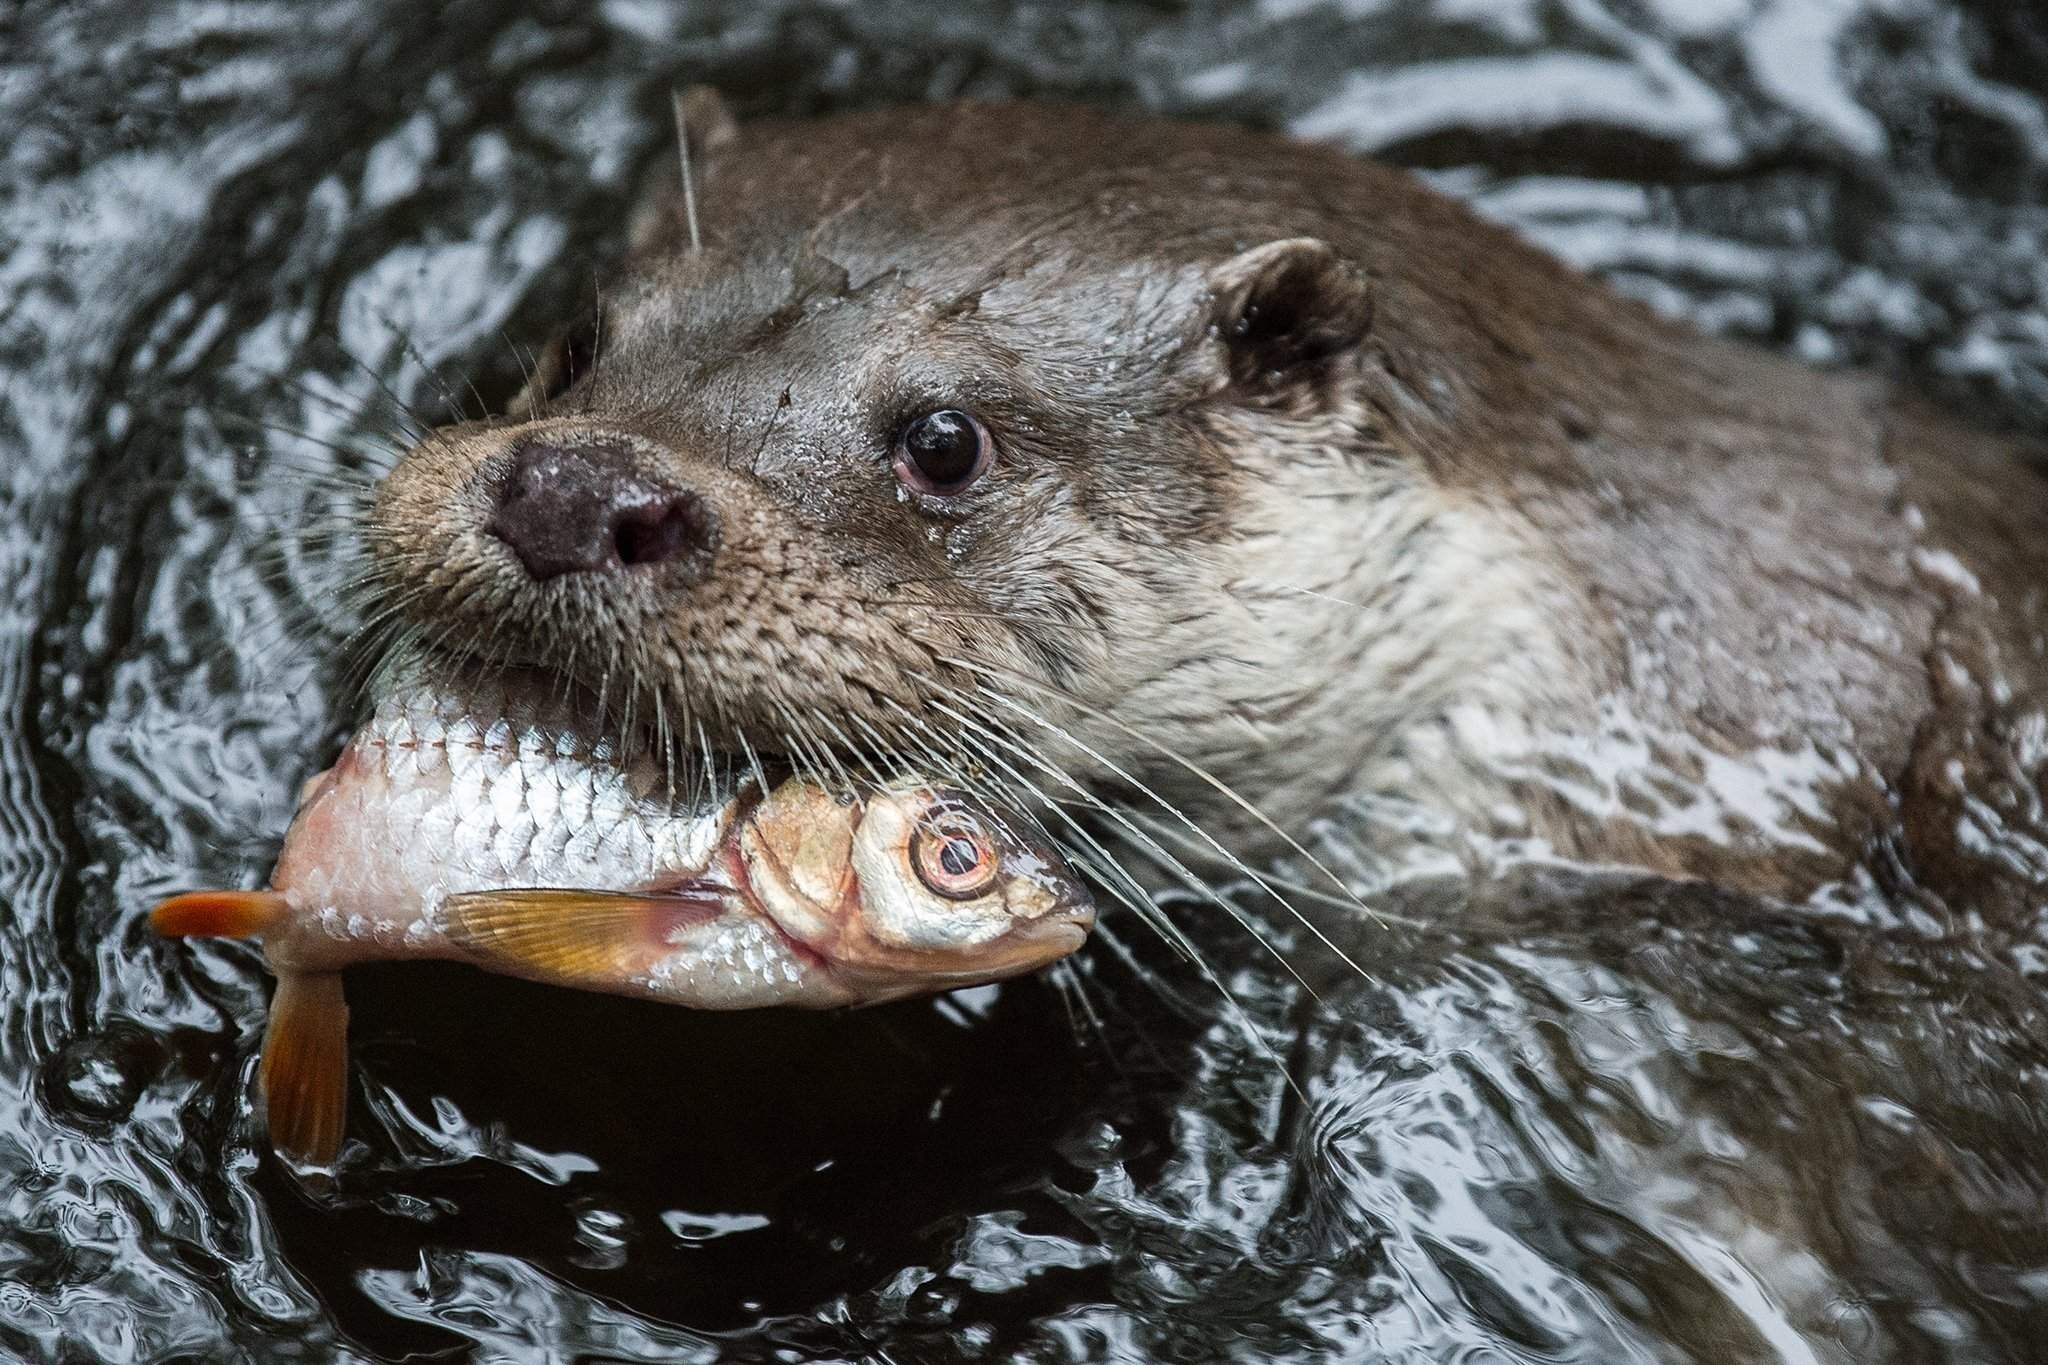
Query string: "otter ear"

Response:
xmin=1205 ymin=238 xmax=1373 ymax=394
xmin=628 ymin=85 xmax=741 ymax=254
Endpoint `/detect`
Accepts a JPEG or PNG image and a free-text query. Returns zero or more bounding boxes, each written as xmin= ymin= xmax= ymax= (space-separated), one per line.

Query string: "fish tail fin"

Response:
xmin=258 ymin=970 xmax=350 ymax=1167
xmin=151 ymin=890 xmax=289 ymax=939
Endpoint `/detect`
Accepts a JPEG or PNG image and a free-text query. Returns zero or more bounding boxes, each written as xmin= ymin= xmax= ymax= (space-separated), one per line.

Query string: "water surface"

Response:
xmin=3 ymin=1 xmax=2046 ymax=1360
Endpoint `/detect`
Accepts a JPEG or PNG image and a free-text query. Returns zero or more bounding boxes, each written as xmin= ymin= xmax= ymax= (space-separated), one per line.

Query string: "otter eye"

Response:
xmin=893 ymin=409 xmax=991 ymax=495
xmin=910 ymin=813 xmax=1000 ymax=900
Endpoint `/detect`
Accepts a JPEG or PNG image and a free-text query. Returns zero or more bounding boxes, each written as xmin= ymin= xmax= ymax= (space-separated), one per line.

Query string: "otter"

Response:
xmin=367 ymin=92 xmax=2047 ymax=911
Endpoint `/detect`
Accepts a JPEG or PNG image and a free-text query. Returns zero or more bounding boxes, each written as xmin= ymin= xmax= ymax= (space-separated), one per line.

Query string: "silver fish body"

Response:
xmin=151 ymin=677 xmax=1095 ymax=1163
xmin=261 ymin=680 xmax=1093 ymax=1007
xmin=265 ymin=682 xmax=812 ymax=1006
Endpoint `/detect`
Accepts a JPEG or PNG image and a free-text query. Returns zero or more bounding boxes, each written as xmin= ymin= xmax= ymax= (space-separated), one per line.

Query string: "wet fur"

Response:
xmin=366 ymin=100 xmax=2048 ymax=906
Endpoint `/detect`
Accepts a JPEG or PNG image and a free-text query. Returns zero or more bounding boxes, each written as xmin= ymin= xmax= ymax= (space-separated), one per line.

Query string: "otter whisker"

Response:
xmin=582 ymin=624 xmax=646 ymax=744
xmin=331 ymin=342 xmax=436 ymax=446
xmin=320 ymin=578 xmax=425 ymax=670
xmin=779 ymin=699 xmax=855 ymax=792
xmin=371 ymin=554 xmax=495 ymax=679
xmin=551 ymin=624 xmax=585 ymax=720
xmin=204 ymin=410 xmax=400 ymax=476
xmin=851 ymin=712 xmax=963 ymax=791
xmin=733 ymin=724 xmax=774 ymax=798
xmin=583 ymin=276 xmax=609 ymax=414
xmin=588 ymin=638 xmax=624 ymax=739
xmin=354 ymin=621 xmax=425 ymax=702
xmin=826 ymin=709 xmax=896 ymax=790
xmin=792 ymin=702 xmax=860 ymax=787
xmin=762 ymin=709 xmax=813 ymax=787
xmin=618 ymin=638 xmax=647 ymax=761
xmin=374 ymin=307 xmax=485 ymax=424
xmin=1042 ymin=959 xmax=1114 ymax=1061
xmin=839 ymin=695 xmax=929 ymax=789
xmin=945 ymin=654 xmax=1391 ymax=937
xmin=405 ymin=603 xmax=491 ymax=700
xmin=221 ymin=366 xmax=421 ymax=459
xmin=501 ymin=328 xmax=545 ymax=420
xmin=671 ymin=86 xmax=704 ymax=256
xmin=971 ymin=674 xmax=1385 ymax=985
xmin=237 ymin=509 xmax=377 ymax=550
xmin=650 ymin=661 xmax=677 ymax=807
xmin=790 ymin=709 xmax=850 ymax=789
xmin=1114 ymin=806 xmax=1428 ymax=931
xmin=640 ymin=639 xmax=680 ymax=784
xmin=201 ymin=592 xmax=337 ymax=687
xmin=463 ymin=585 xmax=525 ymax=691
xmin=1083 ymin=916 xmax=1206 ymax=1018
xmin=217 ymin=454 xmax=385 ymax=501
xmin=619 ymin=630 xmax=653 ymax=749
xmin=904 ymin=694 xmax=1299 ymax=1090
xmin=865 ymin=698 xmax=983 ymax=794
xmin=672 ymin=679 xmax=696 ymax=786
xmin=328 ymin=587 xmax=426 ymax=666
xmin=748 ymin=383 xmax=793 ymax=476
xmin=694 ymin=716 xmax=721 ymax=812
xmin=921 ymin=689 xmax=1323 ymax=999
xmin=874 ymin=687 xmax=1242 ymax=980
xmin=412 ymin=564 xmax=511 ymax=676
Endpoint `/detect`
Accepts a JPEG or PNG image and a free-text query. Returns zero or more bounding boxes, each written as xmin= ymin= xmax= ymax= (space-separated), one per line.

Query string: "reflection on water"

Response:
xmin=3 ymin=1 xmax=2045 ymax=1359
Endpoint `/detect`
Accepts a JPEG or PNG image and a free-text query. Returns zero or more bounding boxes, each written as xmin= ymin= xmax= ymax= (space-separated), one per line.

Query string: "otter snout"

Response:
xmin=371 ymin=407 xmax=995 ymax=760
xmin=488 ymin=440 xmax=719 ymax=583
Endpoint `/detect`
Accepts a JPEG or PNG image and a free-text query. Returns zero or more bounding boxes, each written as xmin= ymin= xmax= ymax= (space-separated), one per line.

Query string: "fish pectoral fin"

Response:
xmin=259 ymin=970 xmax=349 ymax=1168
xmin=440 ymin=886 xmax=728 ymax=990
xmin=151 ymin=890 xmax=289 ymax=939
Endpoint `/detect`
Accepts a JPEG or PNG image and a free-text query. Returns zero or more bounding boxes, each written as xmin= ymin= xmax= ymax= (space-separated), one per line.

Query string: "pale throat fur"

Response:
xmin=366 ymin=97 xmax=2037 ymax=901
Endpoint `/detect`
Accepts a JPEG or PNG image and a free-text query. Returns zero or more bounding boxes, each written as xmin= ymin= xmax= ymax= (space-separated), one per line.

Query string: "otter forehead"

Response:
xmin=599 ymin=99 xmax=1562 ymax=491
xmin=600 ymin=101 xmax=1364 ymax=398
xmin=595 ymin=237 xmax=1211 ymax=448
xmin=563 ymin=262 xmax=1223 ymax=571
xmin=642 ymin=102 xmax=1327 ymax=276
xmin=568 ymin=121 xmax=1251 ymax=541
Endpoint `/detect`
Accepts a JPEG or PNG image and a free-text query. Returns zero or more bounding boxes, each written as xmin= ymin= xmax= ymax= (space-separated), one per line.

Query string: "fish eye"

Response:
xmin=910 ymin=810 xmax=1000 ymax=900
xmin=892 ymin=409 xmax=991 ymax=495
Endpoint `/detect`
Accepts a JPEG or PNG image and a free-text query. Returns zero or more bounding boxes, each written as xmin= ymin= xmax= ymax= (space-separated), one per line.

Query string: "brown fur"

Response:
xmin=367 ymin=99 xmax=2048 ymax=907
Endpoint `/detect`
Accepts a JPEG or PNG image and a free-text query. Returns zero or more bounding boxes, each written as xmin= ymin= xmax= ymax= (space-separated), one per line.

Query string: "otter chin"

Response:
xmin=366 ymin=91 xmax=2046 ymax=906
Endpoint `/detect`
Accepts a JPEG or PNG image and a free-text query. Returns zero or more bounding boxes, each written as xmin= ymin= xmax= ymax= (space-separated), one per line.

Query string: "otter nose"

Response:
xmin=488 ymin=441 xmax=717 ymax=582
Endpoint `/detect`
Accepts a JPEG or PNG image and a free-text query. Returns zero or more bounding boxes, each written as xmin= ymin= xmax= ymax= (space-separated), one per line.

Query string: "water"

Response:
xmin=4 ymin=1 xmax=2046 ymax=1360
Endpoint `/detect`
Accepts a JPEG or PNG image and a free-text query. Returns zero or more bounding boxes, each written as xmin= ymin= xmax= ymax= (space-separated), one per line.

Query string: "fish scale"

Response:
xmin=150 ymin=676 xmax=1094 ymax=1165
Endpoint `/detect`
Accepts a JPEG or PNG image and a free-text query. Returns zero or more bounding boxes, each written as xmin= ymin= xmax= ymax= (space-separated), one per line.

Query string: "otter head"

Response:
xmin=367 ymin=95 xmax=1555 ymax=847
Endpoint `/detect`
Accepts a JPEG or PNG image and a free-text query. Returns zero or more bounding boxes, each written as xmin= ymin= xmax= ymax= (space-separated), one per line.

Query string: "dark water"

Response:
xmin=4 ymin=2 xmax=2047 ymax=1360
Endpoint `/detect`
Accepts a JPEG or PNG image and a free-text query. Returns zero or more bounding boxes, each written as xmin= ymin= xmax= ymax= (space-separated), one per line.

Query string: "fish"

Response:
xmin=150 ymin=680 xmax=1096 ymax=1166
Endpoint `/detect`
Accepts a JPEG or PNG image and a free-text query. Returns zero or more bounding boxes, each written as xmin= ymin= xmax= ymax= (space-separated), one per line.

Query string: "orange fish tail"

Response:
xmin=150 ymin=890 xmax=289 ymax=939
xmin=258 ymin=970 xmax=350 ymax=1167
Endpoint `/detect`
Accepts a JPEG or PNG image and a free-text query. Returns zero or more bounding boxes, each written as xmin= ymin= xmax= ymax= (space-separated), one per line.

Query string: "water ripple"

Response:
xmin=3 ymin=0 xmax=2046 ymax=1360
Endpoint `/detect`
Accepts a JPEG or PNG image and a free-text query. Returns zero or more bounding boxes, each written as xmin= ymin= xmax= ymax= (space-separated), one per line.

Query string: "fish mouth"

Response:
xmin=983 ymin=915 xmax=1095 ymax=976
xmin=826 ymin=915 xmax=1096 ymax=1003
